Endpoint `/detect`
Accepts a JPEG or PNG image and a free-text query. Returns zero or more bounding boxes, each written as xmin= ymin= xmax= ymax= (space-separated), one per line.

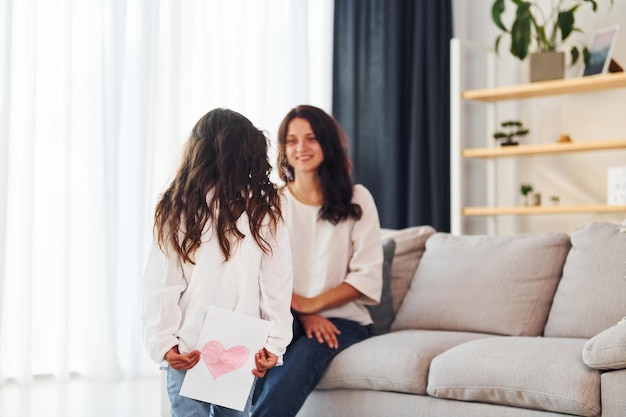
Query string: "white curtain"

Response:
xmin=0 ymin=0 xmax=334 ymax=382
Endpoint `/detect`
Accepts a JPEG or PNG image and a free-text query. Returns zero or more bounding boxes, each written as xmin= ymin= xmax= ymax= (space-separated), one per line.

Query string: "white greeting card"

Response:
xmin=180 ymin=305 xmax=271 ymax=411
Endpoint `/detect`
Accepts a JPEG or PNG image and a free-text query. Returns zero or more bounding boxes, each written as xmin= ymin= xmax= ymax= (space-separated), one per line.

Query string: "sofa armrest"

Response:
xmin=582 ymin=317 xmax=626 ymax=370
xmin=600 ymin=369 xmax=626 ymax=417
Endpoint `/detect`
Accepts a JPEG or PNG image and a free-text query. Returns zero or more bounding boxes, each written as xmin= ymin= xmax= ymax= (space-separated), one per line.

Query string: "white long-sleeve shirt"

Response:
xmin=142 ymin=212 xmax=293 ymax=364
xmin=283 ymin=184 xmax=383 ymax=325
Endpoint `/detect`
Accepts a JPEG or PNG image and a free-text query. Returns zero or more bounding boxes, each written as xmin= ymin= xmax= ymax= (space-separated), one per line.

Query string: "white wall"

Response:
xmin=452 ymin=0 xmax=626 ymax=235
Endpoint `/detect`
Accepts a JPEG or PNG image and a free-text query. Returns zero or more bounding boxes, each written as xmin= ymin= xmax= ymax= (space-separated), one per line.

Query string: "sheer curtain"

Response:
xmin=0 ymin=0 xmax=333 ymax=382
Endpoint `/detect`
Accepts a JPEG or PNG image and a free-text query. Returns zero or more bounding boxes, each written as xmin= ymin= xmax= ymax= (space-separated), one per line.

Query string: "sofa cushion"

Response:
xmin=392 ymin=232 xmax=571 ymax=336
xmin=366 ymin=238 xmax=396 ymax=336
xmin=316 ymin=330 xmax=490 ymax=395
xmin=380 ymin=226 xmax=436 ymax=313
xmin=427 ymin=337 xmax=601 ymax=417
xmin=544 ymin=222 xmax=626 ymax=338
xmin=583 ymin=318 xmax=626 ymax=370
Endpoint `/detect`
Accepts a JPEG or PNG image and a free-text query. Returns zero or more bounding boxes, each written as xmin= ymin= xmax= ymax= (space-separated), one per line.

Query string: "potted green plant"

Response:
xmin=493 ymin=120 xmax=529 ymax=146
xmin=520 ymin=183 xmax=533 ymax=205
xmin=491 ymin=0 xmax=614 ymax=81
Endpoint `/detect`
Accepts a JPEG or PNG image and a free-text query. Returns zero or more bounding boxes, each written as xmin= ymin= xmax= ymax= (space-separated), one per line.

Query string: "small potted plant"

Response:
xmin=491 ymin=0 xmax=614 ymax=81
xmin=493 ymin=120 xmax=529 ymax=146
xmin=520 ymin=183 xmax=533 ymax=206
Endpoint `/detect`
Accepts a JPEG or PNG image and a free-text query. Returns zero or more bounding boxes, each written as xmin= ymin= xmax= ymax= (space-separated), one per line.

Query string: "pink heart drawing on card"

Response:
xmin=201 ymin=340 xmax=249 ymax=379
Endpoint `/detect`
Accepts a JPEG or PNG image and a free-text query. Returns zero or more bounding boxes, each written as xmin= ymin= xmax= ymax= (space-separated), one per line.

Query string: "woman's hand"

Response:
xmin=164 ymin=345 xmax=201 ymax=370
xmin=298 ymin=313 xmax=341 ymax=349
xmin=253 ymin=348 xmax=278 ymax=378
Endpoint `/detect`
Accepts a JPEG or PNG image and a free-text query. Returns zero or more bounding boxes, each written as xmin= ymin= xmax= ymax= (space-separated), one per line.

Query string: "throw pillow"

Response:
xmin=583 ymin=317 xmax=626 ymax=370
xmin=380 ymin=226 xmax=436 ymax=313
xmin=544 ymin=222 xmax=626 ymax=338
xmin=366 ymin=238 xmax=396 ymax=336
xmin=392 ymin=232 xmax=571 ymax=336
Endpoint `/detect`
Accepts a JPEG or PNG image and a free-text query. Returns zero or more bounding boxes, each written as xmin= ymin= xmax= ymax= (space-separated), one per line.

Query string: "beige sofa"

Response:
xmin=296 ymin=222 xmax=626 ymax=417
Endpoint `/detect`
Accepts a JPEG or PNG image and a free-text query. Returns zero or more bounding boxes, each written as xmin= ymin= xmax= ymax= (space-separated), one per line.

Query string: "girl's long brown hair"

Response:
xmin=154 ymin=108 xmax=281 ymax=263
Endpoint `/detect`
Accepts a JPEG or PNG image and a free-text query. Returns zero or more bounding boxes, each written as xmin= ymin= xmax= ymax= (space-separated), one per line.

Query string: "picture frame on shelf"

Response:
xmin=582 ymin=25 xmax=620 ymax=76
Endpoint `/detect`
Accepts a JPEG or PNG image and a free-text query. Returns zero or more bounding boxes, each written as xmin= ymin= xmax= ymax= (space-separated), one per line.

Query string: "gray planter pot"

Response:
xmin=529 ymin=52 xmax=565 ymax=82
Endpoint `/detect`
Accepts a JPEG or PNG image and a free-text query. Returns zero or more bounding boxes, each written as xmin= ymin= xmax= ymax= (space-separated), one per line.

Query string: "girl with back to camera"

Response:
xmin=142 ymin=108 xmax=293 ymax=417
xmin=252 ymin=105 xmax=383 ymax=417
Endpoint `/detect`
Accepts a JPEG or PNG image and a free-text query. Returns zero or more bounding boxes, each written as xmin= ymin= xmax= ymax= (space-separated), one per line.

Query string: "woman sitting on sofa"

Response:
xmin=252 ymin=105 xmax=383 ymax=417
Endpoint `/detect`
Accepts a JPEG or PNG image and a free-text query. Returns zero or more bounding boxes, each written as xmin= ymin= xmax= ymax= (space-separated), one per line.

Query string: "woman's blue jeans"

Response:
xmin=166 ymin=366 xmax=254 ymax=417
xmin=251 ymin=314 xmax=371 ymax=417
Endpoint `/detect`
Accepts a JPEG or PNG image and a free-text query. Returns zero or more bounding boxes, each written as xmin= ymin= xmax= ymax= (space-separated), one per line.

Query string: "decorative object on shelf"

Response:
xmin=493 ymin=120 xmax=529 ymax=146
xmin=529 ymin=52 xmax=565 ymax=83
xmin=582 ymin=25 xmax=621 ymax=76
xmin=520 ymin=183 xmax=533 ymax=206
xmin=550 ymin=195 xmax=560 ymax=206
xmin=558 ymin=134 xmax=573 ymax=143
xmin=491 ymin=0 xmax=614 ymax=82
xmin=532 ymin=192 xmax=542 ymax=206
xmin=607 ymin=166 xmax=626 ymax=205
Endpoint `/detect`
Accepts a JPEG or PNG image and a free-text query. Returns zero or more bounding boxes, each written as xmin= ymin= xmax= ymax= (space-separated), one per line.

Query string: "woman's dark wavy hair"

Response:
xmin=277 ymin=105 xmax=361 ymax=224
xmin=154 ymin=108 xmax=281 ymax=263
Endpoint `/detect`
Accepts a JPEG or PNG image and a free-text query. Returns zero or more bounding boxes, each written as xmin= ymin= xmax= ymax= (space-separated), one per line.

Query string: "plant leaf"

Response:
xmin=510 ymin=2 xmax=532 ymax=60
xmin=557 ymin=7 xmax=577 ymax=42
xmin=583 ymin=46 xmax=590 ymax=66
xmin=495 ymin=34 xmax=503 ymax=55
xmin=491 ymin=0 xmax=508 ymax=32
xmin=570 ymin=46 xmax=580 ymax=65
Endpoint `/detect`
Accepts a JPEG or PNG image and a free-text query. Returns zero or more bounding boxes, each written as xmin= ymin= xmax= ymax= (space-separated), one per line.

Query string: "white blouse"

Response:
xmin=283 ymin=184 xmax=383 ymax=325
xmin=142 ymin=211 xmax=294 ymax=364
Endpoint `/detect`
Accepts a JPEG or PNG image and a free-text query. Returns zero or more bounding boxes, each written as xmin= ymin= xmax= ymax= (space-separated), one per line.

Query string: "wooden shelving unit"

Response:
xmin=450 ymin=38 xmax=626 ymax=233
xmin=459 ymin=73 xmax=626 ymax=215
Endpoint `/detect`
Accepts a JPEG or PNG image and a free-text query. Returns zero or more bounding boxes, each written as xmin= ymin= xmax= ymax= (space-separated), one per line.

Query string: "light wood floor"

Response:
xmin=0 ymin=376 xmax=162 ymax=417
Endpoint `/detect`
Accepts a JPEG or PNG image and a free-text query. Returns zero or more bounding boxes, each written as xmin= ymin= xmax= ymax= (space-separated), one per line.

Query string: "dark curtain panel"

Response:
xmin=333 ymin=0 xmax=452 ymax=231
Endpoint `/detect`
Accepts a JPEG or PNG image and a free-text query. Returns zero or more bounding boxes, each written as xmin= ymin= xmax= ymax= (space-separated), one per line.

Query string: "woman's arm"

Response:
xmin=291 ymin=282 xmax=361 ymax=314
xmin=342 ymin=185 xmax=384 ymax=305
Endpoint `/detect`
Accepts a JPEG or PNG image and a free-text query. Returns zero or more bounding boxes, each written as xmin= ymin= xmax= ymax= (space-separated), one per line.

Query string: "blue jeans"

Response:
xmin=251 ymin=314 xmax=371 ymax=417
xmin=166 ymin=367 xmax=254 ymax=417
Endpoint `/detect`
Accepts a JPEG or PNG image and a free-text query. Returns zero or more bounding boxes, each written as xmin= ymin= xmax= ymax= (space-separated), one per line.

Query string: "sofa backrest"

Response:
xmin=391 ymin=231 xmax=571 ymax=336
xmin=544 ymin=222 xmax=626 ymax=338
